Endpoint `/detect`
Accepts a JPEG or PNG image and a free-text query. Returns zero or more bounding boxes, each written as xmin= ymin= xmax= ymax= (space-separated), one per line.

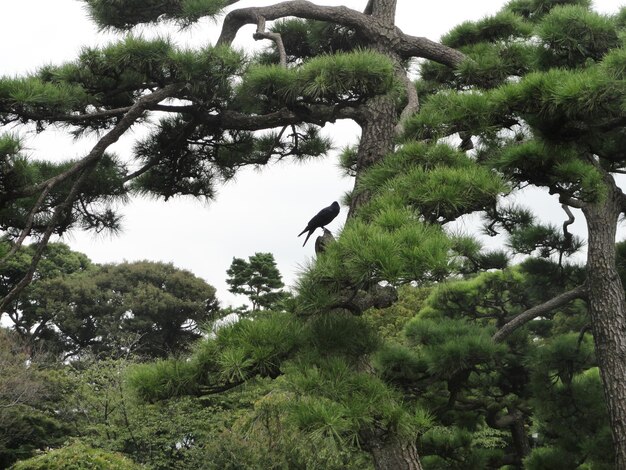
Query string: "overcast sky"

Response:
xmin=1 ymin=0 xmax=623 ymax=307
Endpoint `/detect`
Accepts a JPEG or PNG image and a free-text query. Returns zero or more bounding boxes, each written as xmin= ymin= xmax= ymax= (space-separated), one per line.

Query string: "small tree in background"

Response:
xmin=226 ymin=252 xmax=286 ymax=312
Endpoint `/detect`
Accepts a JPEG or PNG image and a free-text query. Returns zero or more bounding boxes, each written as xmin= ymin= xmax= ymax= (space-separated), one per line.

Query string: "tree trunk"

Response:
xmin=582 ymin=181 xmax=626 ymax=468
xmin=365 ymin=0 xmax=398 ymax=24
xmin=348 ymin=94 xmax=397 ymax=217
xmin=363 ymin=434 xmax=423 ymax=470
xmin=349 ymin=3 xmax=424 ymax=469
xmin=509 ymin=410 xmax=531 ymax=464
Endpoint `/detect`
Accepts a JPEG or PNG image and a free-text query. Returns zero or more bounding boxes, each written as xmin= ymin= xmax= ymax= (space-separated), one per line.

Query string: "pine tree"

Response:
xmin=0 ymin=6 xmax=470 ymax=466
xmin=0 ymin=1 xmax=464 ymax=308
xmin=226 ymin=252 xmax=286 ymax=311
xmin=370 ymin=259 xmax=611 ymax=468
xmin=11 ymin=1 xmax=617 ymax=468
xmin=398 ymin=0 xmax=626 ymax=466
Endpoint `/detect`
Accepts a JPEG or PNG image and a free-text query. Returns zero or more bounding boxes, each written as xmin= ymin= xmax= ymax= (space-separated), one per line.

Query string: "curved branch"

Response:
xmin=217 ymin=1 xmax=466 ymax=68
xmin=492 ymin=284 xmax=587 ymax=343
xmin=0 ymin=85 xmax=183 ymax=309
xmin=5 ymin=85 xmax=183 ymax=201
xmin=394 ymin=65 xmax=419 ymax=135
xmin=558 ymin=193 xmax=585 ymax=209
xmin=561 ymin=203 xmax=575 ymax=246
xmin=615 ymin=185 xmax=626 ymax=215
xmin=253 ymin=16 xmax=287 ymax=67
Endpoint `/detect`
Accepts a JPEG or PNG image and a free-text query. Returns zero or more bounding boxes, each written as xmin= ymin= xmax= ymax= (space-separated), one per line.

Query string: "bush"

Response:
xmin=10 ymin=441 xmax=143 ymax=470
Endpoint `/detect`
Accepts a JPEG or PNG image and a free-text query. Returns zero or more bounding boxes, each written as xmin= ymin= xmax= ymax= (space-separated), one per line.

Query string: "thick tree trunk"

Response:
xmin=510 ymin=411 xmax=531 ymax=464
xmin=365 ymin=0 xmax=397 ymax=24
xmin=583 ymin=182 xmax=626 ymax=468
xmin=362 ymin=433 xmax=423 ymax=470
xmin=348 ymin=94 xmax=397 ymax=217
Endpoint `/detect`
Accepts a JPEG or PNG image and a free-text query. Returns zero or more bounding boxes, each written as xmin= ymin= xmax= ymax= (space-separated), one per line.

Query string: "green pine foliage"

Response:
xmin=7 ymin=0 xmax=626 ymax=468
xmin=0 ymin=78 xmax=92 ymax=118
xmin=536 ymin=5 xmax=620 ymax=68
xmin=355 ymin=251 xmax=604 ymax=468
xmin=83 ymin=0 xmax=230 ymax=30
xmin=441 ymin=11 xmax=533 ymax=49
xmin=225 ymin=252 xmax=287 ymax=311
xmin=306 ymin=313 xmax=380 ymax=360
xmin=240 ymin=49 xmax=397 ymax=110
xmin=0 ymin=144 xmax=128 ymax=236
xmin=355 ymin=141 xmax=507 ymax=225
xmin=128 ymin=358 xmax=200 ymax=402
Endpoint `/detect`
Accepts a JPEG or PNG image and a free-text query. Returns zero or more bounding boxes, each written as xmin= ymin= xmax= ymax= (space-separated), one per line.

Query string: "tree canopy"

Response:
xmin=4 ymin=0 xmax=626 ymax=469
xmin=0 ymin=242 xmax=219 ymax=359
xmin=226 ymin=252 xmax=287 ymax=312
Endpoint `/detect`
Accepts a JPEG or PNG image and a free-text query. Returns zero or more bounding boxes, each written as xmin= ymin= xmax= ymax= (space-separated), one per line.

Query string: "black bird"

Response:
xmin=298 ymin=201 xmax=340 ymax=247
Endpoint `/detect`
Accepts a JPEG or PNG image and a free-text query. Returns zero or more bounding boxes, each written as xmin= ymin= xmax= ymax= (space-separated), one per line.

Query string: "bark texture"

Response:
xmin=365 ymin=435 xmax=423 ymax=470
xmin=582 ymin=180 xmax=626 ymax=469
xmin=349 ymin=94 xmax=398 ymax=216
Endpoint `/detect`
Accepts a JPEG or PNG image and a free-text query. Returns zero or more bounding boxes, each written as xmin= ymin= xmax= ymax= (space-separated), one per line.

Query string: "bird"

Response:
xmin=298 ymin=201 xmax=340 ymax=247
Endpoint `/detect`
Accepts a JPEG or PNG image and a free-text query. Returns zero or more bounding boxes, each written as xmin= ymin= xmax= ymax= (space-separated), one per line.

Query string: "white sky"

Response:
xmin=1 ymin=0 xmax=623 ymax=308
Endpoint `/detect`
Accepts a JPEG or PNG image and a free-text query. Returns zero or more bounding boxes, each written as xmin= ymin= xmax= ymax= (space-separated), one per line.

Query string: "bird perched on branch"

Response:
xmin=298 ymin=201 xmax=340 ymax=247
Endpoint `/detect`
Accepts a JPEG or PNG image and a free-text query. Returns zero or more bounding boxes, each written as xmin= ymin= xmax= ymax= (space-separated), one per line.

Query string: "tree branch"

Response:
xmin=4 ymin=85 xmax=183 ymax=201
xmin=2 ymin=105 xmax=133 ymax=126
xmin=558 ymin=194 xmax=585 ymax=209
xmin=561 ymin=204 xmax=575 ymax=244
xmin=253 ymin=16 xmax=287 ymax=67
xmin=185 ymin=104 xmax=363 ymax=130
xmin=394 ymin=65 xmax=419 ymax=135
xmin=217 ymin=1 xmax=466 ymax=68
xmin=0 ymin=85 xmax=183 ymax=308
xmin=0 ymin=186 xmax=52 ymax=265
xmin=0 ymin=165 xmax=96 ymax=314
xmin=492 ymin=284 xmax=587 ymax=343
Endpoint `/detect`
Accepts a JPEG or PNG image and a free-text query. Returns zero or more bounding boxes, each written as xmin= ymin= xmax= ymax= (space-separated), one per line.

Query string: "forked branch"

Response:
xmin=217 ymin=1 xmax=466 ymax=67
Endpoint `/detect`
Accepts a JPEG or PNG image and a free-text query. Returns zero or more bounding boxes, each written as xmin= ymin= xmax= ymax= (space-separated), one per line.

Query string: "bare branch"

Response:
xmin=217 ymin=1 xmax=466 ymax=68
xmin=558 ymin=194 xmax=585 ymax=209
xmin=4 ymin=85 xmax=183 ymax=201
xmin=191 ymin=104 xmax=363 ymax=130
xmin=394 ymin=66 xmax=419 ymax=135
xmin=253 ymin=16 xmax=287 ymax=67
xmin=0 ymin=186 xmax=52 ymax=265
xmin=492 ymin=285 xmax=587 ymax=343
xmin=3 ymin=105 xmax=133 ymax=125
xmin=561 ymin=203 xmax=575 ymax=247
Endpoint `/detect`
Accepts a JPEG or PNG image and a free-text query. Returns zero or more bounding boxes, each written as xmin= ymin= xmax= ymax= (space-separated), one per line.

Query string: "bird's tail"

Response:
xmin=298 ymin=227 xmax=308 ymax=237
xmin=302 ymin=231 xmax=313 ymax=246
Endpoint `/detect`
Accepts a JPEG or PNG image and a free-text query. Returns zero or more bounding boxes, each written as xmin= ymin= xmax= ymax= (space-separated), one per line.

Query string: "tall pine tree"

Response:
xmin=399 ymin=0 xmax=626 ymax=466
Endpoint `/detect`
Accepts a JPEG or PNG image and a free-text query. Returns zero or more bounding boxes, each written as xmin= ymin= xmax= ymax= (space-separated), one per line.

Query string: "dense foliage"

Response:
xmin=226 ymin=252 xmax=287 ymax=312
xmin=3 ymin=0 xmax=626 ymax=468
xmin=0 ymin=242 xmax=219 ymax=359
